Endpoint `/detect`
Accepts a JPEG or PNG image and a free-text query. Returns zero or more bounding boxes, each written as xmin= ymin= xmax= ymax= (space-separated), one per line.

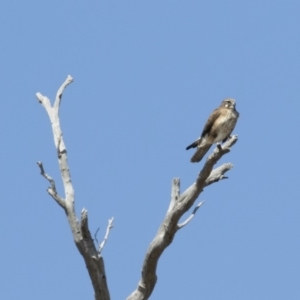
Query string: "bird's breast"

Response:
xmin=210 ymin=110 xmax=238 ymax=143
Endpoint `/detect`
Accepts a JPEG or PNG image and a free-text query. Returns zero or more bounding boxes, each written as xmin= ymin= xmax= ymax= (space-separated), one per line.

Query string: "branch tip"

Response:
xmin=54 ymin=75 xmax=74 ymax=110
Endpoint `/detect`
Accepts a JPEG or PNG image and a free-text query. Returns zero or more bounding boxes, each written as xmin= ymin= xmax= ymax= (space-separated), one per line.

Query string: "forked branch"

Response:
xmin=36 ymin=76 xmax=111 ymax=300
xmin=126 ymin=135 xmax=238 ymax=300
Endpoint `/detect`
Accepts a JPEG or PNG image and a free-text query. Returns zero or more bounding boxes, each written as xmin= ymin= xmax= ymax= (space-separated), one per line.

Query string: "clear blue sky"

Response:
xmin=1 ymin=1 xmax=299 ymax=299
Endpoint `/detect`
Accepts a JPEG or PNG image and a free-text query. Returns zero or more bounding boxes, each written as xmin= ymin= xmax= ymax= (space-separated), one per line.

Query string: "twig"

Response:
xmin=94 ymin=228 xmax=100 ymax=247
xmin=98 ymin=218 xmax=114 ymax=254
xmin=204 ymin=163 xmax=233 ymax=187
xmin=177 ymin=201 xmax=205 ymax=229
xmin=37 ymin=161 xmax=66 ymax=210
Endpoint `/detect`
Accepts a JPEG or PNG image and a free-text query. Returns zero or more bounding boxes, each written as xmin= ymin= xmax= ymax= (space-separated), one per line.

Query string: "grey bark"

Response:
xmin=127 ymin=136 xmax=238 ymax=300
xmin=36 ymin=76 xmax=111 ymax=300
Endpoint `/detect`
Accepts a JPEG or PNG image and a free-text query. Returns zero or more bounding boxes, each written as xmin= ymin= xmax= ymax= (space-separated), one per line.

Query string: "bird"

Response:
xmin=186 ymin=98 xmax=239 ymax=163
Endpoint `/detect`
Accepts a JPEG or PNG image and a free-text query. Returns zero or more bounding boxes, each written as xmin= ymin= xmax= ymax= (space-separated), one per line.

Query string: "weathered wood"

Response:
xmin=37 ymin=76 xmax=111 ymax=300
xmin=127 ymin=136 xmax=238 ymax=300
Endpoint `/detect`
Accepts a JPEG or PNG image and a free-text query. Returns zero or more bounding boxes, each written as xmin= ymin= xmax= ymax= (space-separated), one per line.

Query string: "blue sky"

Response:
xmin=1 ymin=1 xmax=299 ymax=299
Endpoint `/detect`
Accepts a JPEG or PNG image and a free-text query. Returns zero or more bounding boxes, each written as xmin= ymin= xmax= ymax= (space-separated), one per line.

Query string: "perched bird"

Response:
xmin=186 ymin=98 xmax=239 ymax=163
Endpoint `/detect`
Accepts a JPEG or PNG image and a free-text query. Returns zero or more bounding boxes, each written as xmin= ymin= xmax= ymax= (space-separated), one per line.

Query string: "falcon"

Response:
xmin=186 ymin=98 xmax=239 ymax=163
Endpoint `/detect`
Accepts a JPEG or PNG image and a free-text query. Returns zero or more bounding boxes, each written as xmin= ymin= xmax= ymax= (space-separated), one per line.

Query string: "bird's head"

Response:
xmin=221 ymin=98 xmax=236 ymax=109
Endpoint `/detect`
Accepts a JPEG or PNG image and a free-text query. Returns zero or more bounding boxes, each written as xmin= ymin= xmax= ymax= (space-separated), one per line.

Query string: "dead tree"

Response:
xmin=36 ymin=76 xmax=238 ymax=300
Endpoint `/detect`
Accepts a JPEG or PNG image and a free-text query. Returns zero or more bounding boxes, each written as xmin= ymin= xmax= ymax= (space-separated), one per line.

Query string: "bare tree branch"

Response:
xmin=195 ymin=136 xmax=237 ymax=188
xmin=36 ymin=76 xmax=111 ymax=300
xmin=94 ymin=228 xmax=101 ymax=247
xmin=37 ymin=161 xmax=66 ymax=210
xmin=54 ymin=75 xmax=73 ymax=111
xmin=177 ymin=200 xmax=205 ymax=229
xmin=204 ymin=163 xmax=233 ymax=186
xmin=98 ymin=218 xmax=114 ymax=254
xmin=80 ymin=209 xmax=111 ymax=300
xmin=93 ymin=218 xmax=115 ymax=254
xmin=126 ymin=135 xmax=238 ymax=300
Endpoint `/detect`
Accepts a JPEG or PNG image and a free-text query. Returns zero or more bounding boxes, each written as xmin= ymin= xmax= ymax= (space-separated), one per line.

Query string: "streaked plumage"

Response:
xmin=186 ymin=98 xmax=239 ymax=163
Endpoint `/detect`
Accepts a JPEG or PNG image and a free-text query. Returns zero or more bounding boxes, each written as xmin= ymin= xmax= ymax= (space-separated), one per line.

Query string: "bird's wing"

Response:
xmin=201 ymin=108 xmax=222 ymax=138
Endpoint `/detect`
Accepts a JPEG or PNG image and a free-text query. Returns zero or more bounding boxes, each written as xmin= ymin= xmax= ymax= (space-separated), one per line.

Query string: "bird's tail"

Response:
xmin=186 ymin=140 xmax=200 ymax=150
xmin=190 ymin=143 xmax=211 ymax=163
